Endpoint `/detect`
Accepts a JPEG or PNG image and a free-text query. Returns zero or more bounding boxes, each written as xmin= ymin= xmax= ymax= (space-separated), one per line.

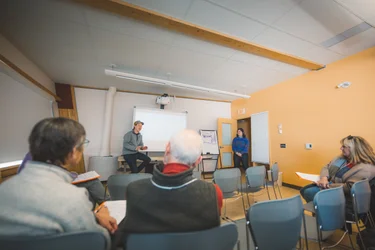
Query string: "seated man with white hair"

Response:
xmin=114 ymin=129 xmax=223 ymax=245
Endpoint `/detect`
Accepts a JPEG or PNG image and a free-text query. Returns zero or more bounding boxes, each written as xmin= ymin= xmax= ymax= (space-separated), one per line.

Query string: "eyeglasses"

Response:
xmin=77 ymin=139 xmax=90 ymax=149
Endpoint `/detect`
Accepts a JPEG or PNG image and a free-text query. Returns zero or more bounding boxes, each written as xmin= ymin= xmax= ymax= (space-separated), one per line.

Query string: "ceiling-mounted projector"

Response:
xmin=156 ymin=94 xmax=171 ymax=105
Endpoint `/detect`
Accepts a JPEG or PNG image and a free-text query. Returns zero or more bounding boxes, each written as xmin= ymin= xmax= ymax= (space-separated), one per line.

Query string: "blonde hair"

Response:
xmin=341 ymin=136 xmax=375 ymax=165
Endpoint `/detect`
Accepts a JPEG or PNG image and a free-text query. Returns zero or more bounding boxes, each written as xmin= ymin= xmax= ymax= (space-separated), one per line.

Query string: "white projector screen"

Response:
xmin=133 ymin=107 xmax=187 ymax=151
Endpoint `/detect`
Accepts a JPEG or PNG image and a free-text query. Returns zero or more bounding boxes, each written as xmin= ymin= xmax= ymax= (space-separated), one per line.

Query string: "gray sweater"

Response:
xmin=0 ymin=161 xmax=110 ymax=247
xmin=122 ymin=130 xmax=144 ymax=155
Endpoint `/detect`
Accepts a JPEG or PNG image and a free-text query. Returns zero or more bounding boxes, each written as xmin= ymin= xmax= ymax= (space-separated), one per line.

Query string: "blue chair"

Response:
xmin=247 ymin=195 xmax=308 ymax=250
xmin=126 ymin=223 xmax=238 ymax=250
xmin=266 ymin=162 xmax=282 ymax=199
xmin=0 ymin=231 xmax=107 ymax=250
xmin=244 ymin=165 xmax=270 ymax=206
xmin=313 ymin=185 xmax=355 ymax=249
xmin=348 ymin=179 xmax=375 ymax=248
xmin=107 ymin=173 xmax=152 ymax=200
xmin=213 ymin=168 xmax=245 ymax=221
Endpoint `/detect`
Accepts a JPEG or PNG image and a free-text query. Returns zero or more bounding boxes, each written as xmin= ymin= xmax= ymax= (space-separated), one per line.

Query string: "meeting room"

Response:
xmin=1 ymin=0 xmax=375 ymax=249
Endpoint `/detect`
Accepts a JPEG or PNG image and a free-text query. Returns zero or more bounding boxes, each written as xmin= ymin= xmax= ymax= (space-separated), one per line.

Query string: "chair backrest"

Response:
xmin=351 ymin=179 xmax=371 ymax=215
xmin=126 ymin=223 xmax=238 ymax=250
xmin=0 ymin=231 xmax=107 ymax=250
xmin=107 ymin=173 xmax=152 ymax=200
xmin=270 ymin=162 xmax=279 ymax=182
xmin=314 ymin=185 xmax=345 ymax=231
xmin=213 ymin=168 xmax=241 ymax=193
xmin=246 ymin=166 xmax=266 ymax=188
xmin=248 ymin=195 xmax=303 ymax=249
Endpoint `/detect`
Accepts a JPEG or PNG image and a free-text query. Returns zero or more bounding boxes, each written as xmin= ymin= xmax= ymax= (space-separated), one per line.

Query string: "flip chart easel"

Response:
xmin=199 ymin=130 xmax=220 ymax=179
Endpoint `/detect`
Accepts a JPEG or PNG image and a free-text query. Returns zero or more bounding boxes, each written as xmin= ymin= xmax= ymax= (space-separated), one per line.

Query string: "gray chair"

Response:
xmin=0 ymin=231 xmax=107 ymax=250
xmin=244 ymin=165 xmax=270 ymax=207
xmin=107 ymin=173 xmax=152 ymax=200
xmin=313 ymin=186 xmax=355 ymax=249
xmin=247 ymin=195 xmax=308 ymax=250
xmin=213 ymin=168 xmax=245 ymax=221
xmin=266 ymin=162 xmax=282 ymax=199
xmin=126 ymin=223 xmax=238 ymax=250
xmin=349 ymin=179 xmax=375 ymax=248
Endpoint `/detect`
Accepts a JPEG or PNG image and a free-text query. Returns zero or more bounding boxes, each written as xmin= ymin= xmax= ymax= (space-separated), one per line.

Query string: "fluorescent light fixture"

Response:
xmin=105 ymin=69 xmax=250 ymax=98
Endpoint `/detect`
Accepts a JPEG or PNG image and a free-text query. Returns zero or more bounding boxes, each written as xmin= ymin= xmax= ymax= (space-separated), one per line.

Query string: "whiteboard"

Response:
xmin=133 ymin=107 xmax=187 ymax=151
xmin=251 ymin=111 xmax=270 ymax=164
xmin=200 ymin=130 xmax=219 ymax=155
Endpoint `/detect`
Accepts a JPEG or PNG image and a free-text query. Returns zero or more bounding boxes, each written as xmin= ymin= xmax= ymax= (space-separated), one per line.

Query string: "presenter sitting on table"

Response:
xmin=232 ymin=128 xmax=249 ymax=170
xmin=122 ymin=120 xmax=151 ymax=173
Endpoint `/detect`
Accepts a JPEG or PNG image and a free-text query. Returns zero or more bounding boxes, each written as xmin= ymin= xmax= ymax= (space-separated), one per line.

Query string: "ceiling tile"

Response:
xmin=207 ymin=0 xmax=303 ymax=25
xmin=335 ymin=0 xmax=375 ymax=27
xmin=229 ymin=51 xmax=280 ymax=68
xmin=171 ymin=34 xmax=235 ymax=59
xmin=89 ymin=27 xmax=171 ymax=74
xmin=185 ymin=0 xmax=267 ymax=41
xmin=156 ymin=47 xmax=227 ymax=85
xmin=252 ymin=27 xmax=313 ymax=55
xmin=83 ymin=8 xmax=178 ymax=46
xmin=122 ymin=0 xmax=193 ymax=19
xmin=329 ymin=28 xmax=375 ymax=55
xmin=273 ymin=0 xmax=363 ymax=44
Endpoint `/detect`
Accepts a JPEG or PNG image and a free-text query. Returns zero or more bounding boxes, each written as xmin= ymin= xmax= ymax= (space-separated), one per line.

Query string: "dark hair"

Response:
xmin=236 ymin=128 xmax=246 ymax=138
xmin=29 ymin=117 xmax=86 ymax=166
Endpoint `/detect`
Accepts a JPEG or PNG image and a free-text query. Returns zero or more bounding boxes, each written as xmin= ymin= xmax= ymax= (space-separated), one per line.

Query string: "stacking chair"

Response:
xmin=126 ymin=223 xmax=238 ymax=250
xmin=213 ymin=168 xmax=245 ymax=221
xmin=244 ymin=165 xmax=270 ymax=207
xmin=312 ymin=186 xmax=355 ymax=249
xmin=107 ymin=173 xmax=152 ymax=200
xmin=0 ymin=231 xmax=107 ymax=250
xmin=247 ymin=195 xmax=308 ymax=250
xmin=348 ymin=179 xmax=375 ymax=249
xmin=266 ymin=162 xmax=282 ymax=199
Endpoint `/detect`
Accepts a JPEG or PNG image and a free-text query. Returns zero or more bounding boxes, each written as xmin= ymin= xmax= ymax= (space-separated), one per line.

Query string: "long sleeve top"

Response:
xmin=232 ymin=137 xmax=249 ymax=154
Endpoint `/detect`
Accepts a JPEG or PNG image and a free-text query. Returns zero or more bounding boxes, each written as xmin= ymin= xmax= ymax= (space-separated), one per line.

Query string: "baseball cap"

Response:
xmin=134 ymin=120 xmax=144 ymax=126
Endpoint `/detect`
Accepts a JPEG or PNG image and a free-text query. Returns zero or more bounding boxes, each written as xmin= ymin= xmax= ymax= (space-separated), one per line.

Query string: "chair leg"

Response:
xmin=277 ymin=183 xmax=282 ymax=198
xmin=272 ymin=184 xmax=278 ymax=199
xmin=368 ymin=212 xmax=375 ymax=228
xmin=302 ymin=213 xmax=309 ymax=250
xmin=265 ymin=185 xmax=271 ymax=200
xmin=356 ymin=221 xmax=366 ymax=250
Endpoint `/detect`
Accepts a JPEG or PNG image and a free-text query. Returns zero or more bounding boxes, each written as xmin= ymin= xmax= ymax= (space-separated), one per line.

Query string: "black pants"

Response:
xmin=233 ymin=153 xmax=249 ymax=170
xmin=123 ymin=153 xmax=151 ymax=173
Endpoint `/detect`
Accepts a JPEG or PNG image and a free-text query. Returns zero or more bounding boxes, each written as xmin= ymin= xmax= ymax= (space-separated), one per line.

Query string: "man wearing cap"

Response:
xmin=122 ymin=120 xmax=151 ymax=173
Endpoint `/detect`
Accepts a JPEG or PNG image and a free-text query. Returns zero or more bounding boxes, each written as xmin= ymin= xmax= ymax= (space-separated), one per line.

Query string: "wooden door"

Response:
xmin=217 ymin=118 xmax=237 ymax=168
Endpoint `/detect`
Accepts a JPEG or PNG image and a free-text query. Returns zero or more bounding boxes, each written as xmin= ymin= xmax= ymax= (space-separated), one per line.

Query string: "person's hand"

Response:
xmin=142 ymin=146 xmax=148 ymax=150
xmin=136 ymin=146 xmax=142 ymax=151
xmin=237 ymin=152 xmax=242 ymax=157
xmin=95 ymin=208 xmax=118 ymax=234
xmin=315 ymin=177 xmax=329 ymax=189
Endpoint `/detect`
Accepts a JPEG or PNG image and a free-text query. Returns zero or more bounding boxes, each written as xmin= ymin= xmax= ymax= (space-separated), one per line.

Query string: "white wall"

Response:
xmin=75 ymin=88 xmax=231 ymax=169
xmin=0 ymin=34 xmax=55 ymax=94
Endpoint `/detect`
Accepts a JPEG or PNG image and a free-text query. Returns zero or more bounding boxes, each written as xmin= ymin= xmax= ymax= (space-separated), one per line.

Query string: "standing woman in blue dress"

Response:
xmin=232 ymin=128 xmax=249 ymax=170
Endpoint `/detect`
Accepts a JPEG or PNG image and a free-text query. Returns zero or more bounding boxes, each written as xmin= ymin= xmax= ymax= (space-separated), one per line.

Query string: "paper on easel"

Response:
xmin=105 ymin=200 xmax=127 ymax=223
xmin=72 ymin=171 xmax=100 ymax=184
xmin=295 ymin=172 xmax=320 ymax=182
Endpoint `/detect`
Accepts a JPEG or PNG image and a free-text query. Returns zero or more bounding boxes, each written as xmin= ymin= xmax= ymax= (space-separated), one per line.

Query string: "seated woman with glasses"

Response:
xmin=300 ymin=135 xmax=375 ymax=203
xmin=18 ymin=149 xmax=110 ymax=208
xmin=0 ymin=118 xmax=117 ymax=243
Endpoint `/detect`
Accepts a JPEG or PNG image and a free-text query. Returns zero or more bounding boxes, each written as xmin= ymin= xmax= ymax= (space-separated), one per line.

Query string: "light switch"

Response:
xmin=305 ymin=143 xmax=312 ymax=150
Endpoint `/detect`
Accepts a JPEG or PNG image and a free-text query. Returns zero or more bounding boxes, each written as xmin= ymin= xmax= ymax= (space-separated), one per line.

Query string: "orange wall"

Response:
xmin=232 ymin=47 xmax=375 ymax=187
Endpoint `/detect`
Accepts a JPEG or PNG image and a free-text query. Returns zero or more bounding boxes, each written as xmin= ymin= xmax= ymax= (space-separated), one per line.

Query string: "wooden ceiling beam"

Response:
xmin=74 ymin=0 xmax=325 ymax=70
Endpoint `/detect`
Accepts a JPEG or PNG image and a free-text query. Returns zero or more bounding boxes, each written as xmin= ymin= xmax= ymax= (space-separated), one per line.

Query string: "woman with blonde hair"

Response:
xmin=300 ymin=135 xmax=375 ymax=202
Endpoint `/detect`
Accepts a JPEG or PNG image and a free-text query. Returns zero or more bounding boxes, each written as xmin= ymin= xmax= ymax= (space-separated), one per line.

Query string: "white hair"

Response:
xmin=169 ymin=129 xmax=203 ymax=166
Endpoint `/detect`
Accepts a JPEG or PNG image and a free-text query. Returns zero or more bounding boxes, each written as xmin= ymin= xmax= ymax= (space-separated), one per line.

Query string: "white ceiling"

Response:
xmin=0 ymin=0 xmax=374 ymax=101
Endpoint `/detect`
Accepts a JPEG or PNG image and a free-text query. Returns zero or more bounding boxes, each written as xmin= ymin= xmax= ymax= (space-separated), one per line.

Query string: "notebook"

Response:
xmin=72 ymin=171 xmax=100 ymax=184
xmin=95 ymin=201 xmax=127 ymax=223
xmin=295 ymin=172 xmax=320 ymax=182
